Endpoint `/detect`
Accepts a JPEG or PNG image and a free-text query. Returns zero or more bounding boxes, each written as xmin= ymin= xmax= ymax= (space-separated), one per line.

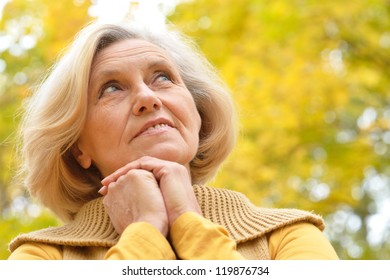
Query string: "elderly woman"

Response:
xmin=8 ymin=21 xmax=338 ymax=260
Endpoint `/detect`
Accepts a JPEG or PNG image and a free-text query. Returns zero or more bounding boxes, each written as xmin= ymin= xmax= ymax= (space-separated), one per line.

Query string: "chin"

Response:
xmin=140 ymin=148 xmax=195 ymax=165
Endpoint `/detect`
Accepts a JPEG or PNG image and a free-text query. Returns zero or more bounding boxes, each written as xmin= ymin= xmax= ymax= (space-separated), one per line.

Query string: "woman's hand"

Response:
xmin=101 ymin=168 xmax=169 ymax=237
xmin=101 ymin=156 xmax=202 ymax=228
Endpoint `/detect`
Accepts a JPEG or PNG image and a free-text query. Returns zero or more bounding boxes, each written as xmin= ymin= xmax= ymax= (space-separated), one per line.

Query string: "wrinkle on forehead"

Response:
xmin=90 ymin=39 xmax=176 ymax=81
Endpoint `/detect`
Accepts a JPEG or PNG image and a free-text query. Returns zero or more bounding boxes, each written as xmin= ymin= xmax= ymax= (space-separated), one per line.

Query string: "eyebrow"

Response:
xmin=147 ymin=58 xmax=175 ymax=70
xmin=91 ymin=57 xmax=175 ymax=81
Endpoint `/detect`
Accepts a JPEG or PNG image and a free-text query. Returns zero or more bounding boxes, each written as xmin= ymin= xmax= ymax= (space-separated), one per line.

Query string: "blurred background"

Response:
xmin=1 ymin=0 xmax=390 ymax=260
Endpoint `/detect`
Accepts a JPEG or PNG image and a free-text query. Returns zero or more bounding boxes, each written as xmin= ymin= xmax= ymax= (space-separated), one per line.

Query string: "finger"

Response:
xmin=101 ymin=156 xmax=164 ymax=186
xmin=101 ymin=161 xmax=141 ymax=186
xmin=134 ymin=156 xmax=173 ymax=181
xmin=98 ymin=185 xmax=108 ymax=195
xmin=134 ymin=157 xmax=191 ymax=185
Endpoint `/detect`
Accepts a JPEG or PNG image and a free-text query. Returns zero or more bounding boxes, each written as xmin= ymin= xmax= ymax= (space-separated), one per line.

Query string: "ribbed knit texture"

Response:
xmin=193 ymin=185 xmax=324 ymax=242
xmin=9 ymin=197 xmax=119 ymax=249
xmin=9 ymin=185 xmax=324 ymax=259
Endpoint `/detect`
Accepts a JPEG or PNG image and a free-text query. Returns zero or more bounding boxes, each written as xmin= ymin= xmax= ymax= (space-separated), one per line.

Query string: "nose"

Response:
xmin=132 ymin=85 xmax=162 ymax=116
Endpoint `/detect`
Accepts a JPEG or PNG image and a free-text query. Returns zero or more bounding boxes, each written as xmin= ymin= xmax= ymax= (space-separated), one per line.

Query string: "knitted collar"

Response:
xmin=9 ymin=185 xmax=324 ymax=252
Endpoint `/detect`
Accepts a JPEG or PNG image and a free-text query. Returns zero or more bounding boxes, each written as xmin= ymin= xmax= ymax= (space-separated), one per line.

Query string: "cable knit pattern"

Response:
xmin=9 ymin=185 xmax=325 ymax=259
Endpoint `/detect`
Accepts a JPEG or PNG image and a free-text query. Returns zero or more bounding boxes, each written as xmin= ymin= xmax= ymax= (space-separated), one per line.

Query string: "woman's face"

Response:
xmin=75 ymin=39 xmax=201 ymax=177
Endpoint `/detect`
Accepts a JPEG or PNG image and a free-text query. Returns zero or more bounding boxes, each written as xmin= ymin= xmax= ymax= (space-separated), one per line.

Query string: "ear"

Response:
xmin=70 ymin=143 xmax=92 ymax=169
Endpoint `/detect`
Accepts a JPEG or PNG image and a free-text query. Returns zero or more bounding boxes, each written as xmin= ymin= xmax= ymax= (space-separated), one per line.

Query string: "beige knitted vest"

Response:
xmin=9 ymin=185 xmax=325 ymax=259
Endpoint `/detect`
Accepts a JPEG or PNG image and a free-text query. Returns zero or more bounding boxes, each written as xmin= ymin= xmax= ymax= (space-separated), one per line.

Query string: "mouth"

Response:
xmin=144 ymin=123 xmax=171 ymax=131
xmin=134 ymin=118 xmax=175 ymax=138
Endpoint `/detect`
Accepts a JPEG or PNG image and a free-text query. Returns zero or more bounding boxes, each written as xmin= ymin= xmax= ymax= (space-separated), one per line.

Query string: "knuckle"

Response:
xmin=124 ymin=169 xmax=152 ymax=181
xmin=171 ymin=162 xmax=185 ymax=172
xmin=107 ymin=182 xmax=117 ymax=191
xmin=125 ymin=169 xmax=140 ymax=178
xmin=116 ymin=175 xmax=125 ymax=184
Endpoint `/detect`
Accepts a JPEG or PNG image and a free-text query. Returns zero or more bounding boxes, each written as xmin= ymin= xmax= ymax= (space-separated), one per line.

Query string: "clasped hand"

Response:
xmin=99 ymin=156 xmax=202 ymax=237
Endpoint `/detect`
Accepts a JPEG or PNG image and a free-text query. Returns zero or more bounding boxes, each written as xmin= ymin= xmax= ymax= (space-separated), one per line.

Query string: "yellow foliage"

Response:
xmin=171 ymin=0 xmax=390 ymax=259
xmin=1 ymin=0 xmax=389 ymax=260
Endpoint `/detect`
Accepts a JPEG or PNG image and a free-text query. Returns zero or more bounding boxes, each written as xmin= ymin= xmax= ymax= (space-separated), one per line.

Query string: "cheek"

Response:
xmin=84 ymin=113 xmax=106 ymax=140
xmin=94 ymin=103 xmax=128 ymax=130
xmin=182 ymin=91 xmax=202 ymax=129
xmin=189 ymin=99 xmax=202 ymax=134
xmin=195 ymin=107 xmax=202 ymax=131
xmin=81 ymin=107 xmax=123 ymax=148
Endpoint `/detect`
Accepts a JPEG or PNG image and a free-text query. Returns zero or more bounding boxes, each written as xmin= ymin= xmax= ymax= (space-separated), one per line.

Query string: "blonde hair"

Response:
xmin=18 ymin=21 xmax=237 ymax=221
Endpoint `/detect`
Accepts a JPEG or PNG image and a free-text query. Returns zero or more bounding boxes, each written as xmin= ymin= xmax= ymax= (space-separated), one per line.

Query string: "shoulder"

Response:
xmin=194 ymin=185 xmax=325 ymax=242
xmin=8 ymin=242 xmax=63 ymax=260
xmin=268 ymin=222 xmax=339 ymax=259
xmin=9 ymin=197 xmax=118 ymax=254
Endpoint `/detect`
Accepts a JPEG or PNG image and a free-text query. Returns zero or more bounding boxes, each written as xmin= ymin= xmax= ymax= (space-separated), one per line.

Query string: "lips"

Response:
xmin=133 ymin=118 xmax=175 ymax=138
xmin=144 ymin=123 xmax=171 ymax=132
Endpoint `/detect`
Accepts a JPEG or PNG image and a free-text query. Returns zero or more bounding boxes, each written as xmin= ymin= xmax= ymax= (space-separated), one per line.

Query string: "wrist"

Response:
xmin=136 ymin=215 xmax=169 ymax=238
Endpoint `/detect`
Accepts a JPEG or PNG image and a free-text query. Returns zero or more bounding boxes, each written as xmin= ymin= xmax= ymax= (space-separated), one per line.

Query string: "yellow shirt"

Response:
xmin=9 ymin=212 xmax=338 ymax=260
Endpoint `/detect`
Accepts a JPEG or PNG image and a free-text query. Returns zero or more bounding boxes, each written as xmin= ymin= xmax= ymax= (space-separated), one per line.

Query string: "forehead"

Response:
xmin=92 ymin=39 xmax=173 ymax=68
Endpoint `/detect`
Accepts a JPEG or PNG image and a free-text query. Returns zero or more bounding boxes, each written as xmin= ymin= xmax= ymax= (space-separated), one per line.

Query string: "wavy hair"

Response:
xmin=18 ymin=21 xmax=237 ymax=221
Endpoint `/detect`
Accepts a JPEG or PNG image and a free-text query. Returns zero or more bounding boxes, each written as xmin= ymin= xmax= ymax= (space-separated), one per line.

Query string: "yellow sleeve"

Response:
xmin=105 ymin=222 xmax=176 ymax=260
xmin=170 ymin=212 xmax=245 ymax=260
xmin=268 ymin=222 xmax=339 ymax=260
xmin=8 ymin=242 xmax=63 ymax=260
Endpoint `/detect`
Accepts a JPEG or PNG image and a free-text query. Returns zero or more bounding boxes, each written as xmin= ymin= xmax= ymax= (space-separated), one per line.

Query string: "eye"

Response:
xmin=99 ymin=82 xmax=122 ymax=98
xmin=154 ymin=73 xmax=172 ymax=83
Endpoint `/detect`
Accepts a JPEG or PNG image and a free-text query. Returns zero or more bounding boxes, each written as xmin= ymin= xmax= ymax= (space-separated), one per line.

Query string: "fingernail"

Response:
xmin=98 ymin=185 xmax=107 ymax=195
